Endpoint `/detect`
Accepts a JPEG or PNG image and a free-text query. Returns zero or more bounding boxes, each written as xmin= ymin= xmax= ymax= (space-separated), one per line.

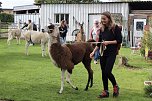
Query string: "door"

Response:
xmin=133 ymin=19 xmax=146 ymax=46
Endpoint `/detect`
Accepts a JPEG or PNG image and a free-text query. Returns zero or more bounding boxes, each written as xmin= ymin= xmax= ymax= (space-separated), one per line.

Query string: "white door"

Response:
xmin=133 ymin=19 xmax=146 ymax=46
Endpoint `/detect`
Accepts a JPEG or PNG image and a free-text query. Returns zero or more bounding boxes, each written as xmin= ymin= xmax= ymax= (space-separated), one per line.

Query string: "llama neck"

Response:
xmin=18 ymin=22 xmax=20 ymax=29
xmin=48 ymin=27 xmax=61 ymax=48
xmin=48 ymin=35 xmax=63 ymax=66
xmin=80 ymin=27 xmax=84 ymax=35
xmin=48 ymin=35 xmax=61 ymax=47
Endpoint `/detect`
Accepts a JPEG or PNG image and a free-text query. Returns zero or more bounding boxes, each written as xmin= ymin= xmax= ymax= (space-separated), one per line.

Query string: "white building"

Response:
xmin=13 ymin=1 xmax=152 ymax=46
xmin=13 ymin=5 xmax=40 ymax=30
xmin=39 ymin=3 xmax=128 ymax=40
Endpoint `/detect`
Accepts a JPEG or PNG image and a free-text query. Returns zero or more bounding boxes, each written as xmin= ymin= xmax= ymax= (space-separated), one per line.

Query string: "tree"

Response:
xmin=0 ymin=13 xmax=14 ymax=22
xmin=117 ymin=0 xmax=137 ymax=1
xmin=34 ymin=0 xmax=99 ymax=3
xmin=141 ymin=25 xmax=152 ymax=58
xmin=0 ymin=2 xmax=2 ymax=13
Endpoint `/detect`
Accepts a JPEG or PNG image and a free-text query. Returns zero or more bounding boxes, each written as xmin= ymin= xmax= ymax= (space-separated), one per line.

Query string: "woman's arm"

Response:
xmin=115 ymin=25 xmax=122 ymax=44
xmin=90 ymin=29 xmax=93 ymax=39
xmin=102 ymin=40 xmax=117 ymax=46
xmin=90 ymin=46 xmax=99 ymax=59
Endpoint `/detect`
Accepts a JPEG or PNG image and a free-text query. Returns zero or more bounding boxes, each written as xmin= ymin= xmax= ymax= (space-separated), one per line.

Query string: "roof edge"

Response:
xmin=34 ymin=1 xmax=152 ymax=5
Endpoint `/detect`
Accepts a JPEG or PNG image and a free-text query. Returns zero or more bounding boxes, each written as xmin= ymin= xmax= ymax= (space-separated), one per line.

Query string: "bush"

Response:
xmin=0 ymin=13 xmax=14 ymax=22
xmin=144 ymin=85 xmax=152 ymax=97
xmin=141 ymin=26 xmax=152 ymax=57
xmin=144 ymin=75 xmax=152 ymax=98
xmin=140 ymin=47 xmax=145 ymax=56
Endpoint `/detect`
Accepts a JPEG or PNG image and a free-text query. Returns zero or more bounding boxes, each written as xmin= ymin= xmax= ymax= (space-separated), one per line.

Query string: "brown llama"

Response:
xmin=75 ymin=22 xmax=86 ymax=42
xmin=47 ymin=24 xmax=95 ymax=94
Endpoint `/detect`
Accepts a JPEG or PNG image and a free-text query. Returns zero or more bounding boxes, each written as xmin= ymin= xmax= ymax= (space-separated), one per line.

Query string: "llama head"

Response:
xmin=78 ymin=22 xmax=84 ymax=29
xmin=47 ymin=24 xmax=60 ymax=43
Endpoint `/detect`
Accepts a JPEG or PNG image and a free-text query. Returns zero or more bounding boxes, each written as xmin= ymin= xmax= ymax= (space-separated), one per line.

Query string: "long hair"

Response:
xmin=100 ymin=11 xmax=115 ymax=32
xmin=60 ymin=20 xmax=65 ymax=27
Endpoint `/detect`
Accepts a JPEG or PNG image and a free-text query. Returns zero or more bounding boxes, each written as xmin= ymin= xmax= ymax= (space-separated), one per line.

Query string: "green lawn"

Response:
xmin=0 ymin=39 xmax=151 ymax=101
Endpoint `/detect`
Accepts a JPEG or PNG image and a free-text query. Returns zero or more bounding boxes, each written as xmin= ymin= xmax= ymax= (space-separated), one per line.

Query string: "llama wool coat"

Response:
xmin=50 ymin=42 xmax=94 ymax=70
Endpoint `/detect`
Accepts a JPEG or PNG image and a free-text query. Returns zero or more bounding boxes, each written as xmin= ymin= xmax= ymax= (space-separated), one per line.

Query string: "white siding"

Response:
xmin=40 ymin=3 xmax=129 ymax=40
xmin=14 ymin=5 xmax=40 ymax=29
xmin=14 ymin=14 xmax=40 ymax=25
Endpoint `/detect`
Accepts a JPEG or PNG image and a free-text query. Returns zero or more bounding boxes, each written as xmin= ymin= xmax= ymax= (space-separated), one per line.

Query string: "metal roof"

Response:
xmin=13 ymin=5 xmax=39 ymax=11
xmin=34 ymin=1 xmax=152 ymax=11
xmin=34 ymin=1 xmax=152 ymax=5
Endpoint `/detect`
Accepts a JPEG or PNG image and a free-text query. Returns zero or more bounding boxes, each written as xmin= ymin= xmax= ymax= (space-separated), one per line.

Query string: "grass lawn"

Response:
xmin=0 ymin=39 xmax=151 ymax=101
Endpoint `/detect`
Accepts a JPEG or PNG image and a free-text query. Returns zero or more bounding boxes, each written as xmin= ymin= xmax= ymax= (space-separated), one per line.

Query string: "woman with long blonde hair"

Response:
xmin=90 ymin=11 xmax=122 ymax=98
xmin=59 ymin=20 xmax=68 ymax=44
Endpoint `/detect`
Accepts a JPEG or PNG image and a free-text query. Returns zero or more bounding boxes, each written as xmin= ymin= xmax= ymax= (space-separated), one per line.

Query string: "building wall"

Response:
xmin=129 ymin=10 xmax=152 ymax=46
xmin=14 ymin=5 xmax=40 ymax=29
xmin=14 ymin=14 xmax=40 ymax=27
xmin=40 ymin=3 xmax=129 ymax=40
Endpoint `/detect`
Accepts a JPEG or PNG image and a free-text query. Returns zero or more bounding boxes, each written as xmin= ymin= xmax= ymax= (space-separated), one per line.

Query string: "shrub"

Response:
xmin=140 ymin=46 xmax=145 ymax=56
xmin=0 ymin=13 xmax=14 ymax=22
xmin=141 ymin=26 xmax=152 ymax=58
xmin=144 ymin=75 xmax=152 ymax=98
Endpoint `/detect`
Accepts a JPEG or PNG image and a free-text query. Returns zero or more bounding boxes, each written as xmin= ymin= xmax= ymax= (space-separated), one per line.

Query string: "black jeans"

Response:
xmin=100 ymin=55 xmax=117 ymax=90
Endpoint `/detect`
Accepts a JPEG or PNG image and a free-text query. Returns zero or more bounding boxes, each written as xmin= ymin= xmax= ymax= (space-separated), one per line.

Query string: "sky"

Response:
xmin=0 ymin=0 xmax=35 ymax=9
xmin=0 ymin=0 xmax=151 ymax=9
xmin=0 ymin=0 xmax=111 ymax=9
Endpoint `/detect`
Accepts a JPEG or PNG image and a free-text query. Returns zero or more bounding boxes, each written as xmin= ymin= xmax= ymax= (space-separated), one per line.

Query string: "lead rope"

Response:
xmin=99 ymin=40 xmax=106 ymax=56
xmin=87 ymin=41 xmax=107 ymax=56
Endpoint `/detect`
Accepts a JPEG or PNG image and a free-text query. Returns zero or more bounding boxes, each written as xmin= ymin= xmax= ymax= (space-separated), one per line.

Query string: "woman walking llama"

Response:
xmin=90 ymin=11 xmax=122 ymax=98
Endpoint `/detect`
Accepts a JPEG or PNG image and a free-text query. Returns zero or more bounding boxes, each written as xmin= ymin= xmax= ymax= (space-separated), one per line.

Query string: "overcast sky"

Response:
xmin=1 ymin=0 xmax=35 ymax=9
xmin=1 ymin=0 xmax=151 ymax=9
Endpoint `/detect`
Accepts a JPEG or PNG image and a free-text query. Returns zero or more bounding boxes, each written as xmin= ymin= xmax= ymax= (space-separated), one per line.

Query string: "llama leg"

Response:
xmin=19 ymin=37 xmax=21 ymax=44
xmin=41 ymin=43 xmax=45 ymax=57
xmin=7 ymin=34 xmax=10 ymax=45
xmin=7 ymin=35 xmax=13 ymax=45
xmin=44 ymin=43 xmax=47 ymax=56
xmin=59 ymin=69 xmax=66 ymax=94
xmin=25 ymin=42 xmax=30 ymax=55
xmin=66 ymin=71 xmax=78 ymax=90
xmin=16 ymin=37 xmax=19 ymax=45
xmin=82 ymin=61 xmax=93 ymax=91
xmin=7 ymin=38 xmax=10 ymax=45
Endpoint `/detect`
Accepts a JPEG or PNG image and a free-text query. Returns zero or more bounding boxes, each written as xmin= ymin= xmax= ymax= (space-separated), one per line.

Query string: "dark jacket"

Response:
xmin=21 ymin=23 xmax=37 ymax=31
xmin=97 ymin=25 xmax=122 ymax=56
xmin=21 ymin=24 xmax=28 ymax=29
xmin=59 ymin=26 xmax=68 ymax=38
xmin=33 ymin=24 xmax=37 ymax=31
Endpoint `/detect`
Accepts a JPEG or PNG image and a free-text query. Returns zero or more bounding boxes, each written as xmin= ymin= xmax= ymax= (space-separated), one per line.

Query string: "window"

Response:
xmin=28 ymin=9 xmax=39 ymax=14
xmin=16 ymin=10 xmax=26 ymax=14
xmin=55 ymin=14 xmax=69 ymax=24
xmin=136 ymin=22 xmax=144 ymax=31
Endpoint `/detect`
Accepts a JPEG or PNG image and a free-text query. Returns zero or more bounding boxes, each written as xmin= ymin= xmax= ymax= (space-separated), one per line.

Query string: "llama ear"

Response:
xmin=78 ymin=22 xmax=81 ymax=26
